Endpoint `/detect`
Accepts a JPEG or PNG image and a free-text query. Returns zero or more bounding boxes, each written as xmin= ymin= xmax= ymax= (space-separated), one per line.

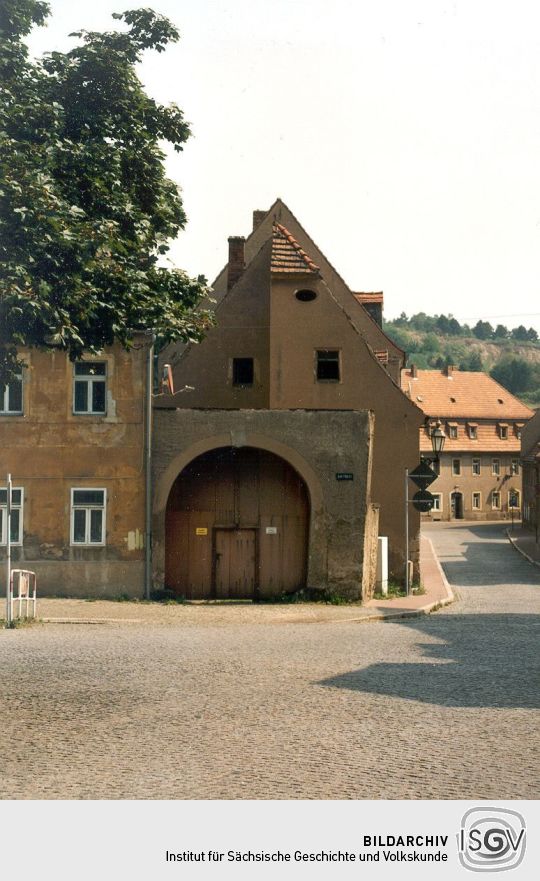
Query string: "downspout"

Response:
xmin=144 ymin=331 xmax=155 ymax=600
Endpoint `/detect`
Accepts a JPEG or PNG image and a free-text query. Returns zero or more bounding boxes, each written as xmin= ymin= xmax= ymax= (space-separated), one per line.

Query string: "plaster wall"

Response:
xmin=0 ymin=345 xmax=146 ymax=596
xmin=424 ymin=452 xmax=524 ymax=522
xmin=268 ymin=275 xmax=422 ymax=577
xmin=161 ymin=243 xmax=271 ymax=410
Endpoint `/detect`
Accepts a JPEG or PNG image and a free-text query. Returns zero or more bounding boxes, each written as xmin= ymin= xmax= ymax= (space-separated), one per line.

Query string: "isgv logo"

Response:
xmin=458 ymin=807 xmax=526 ymax=872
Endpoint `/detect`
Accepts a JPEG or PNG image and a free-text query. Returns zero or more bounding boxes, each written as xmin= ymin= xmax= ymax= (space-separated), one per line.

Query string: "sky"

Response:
xmin=26 ymin=0 xmax=540 ymax=331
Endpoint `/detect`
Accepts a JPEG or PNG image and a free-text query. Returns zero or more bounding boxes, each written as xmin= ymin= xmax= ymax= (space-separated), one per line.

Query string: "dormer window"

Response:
xmin=448 ymin=423 xmax=458 ymax=439
xmin=498 ymin=423 xmax=508 ymax=440
xmin=467 ymin=423 xmax=478 ymax=440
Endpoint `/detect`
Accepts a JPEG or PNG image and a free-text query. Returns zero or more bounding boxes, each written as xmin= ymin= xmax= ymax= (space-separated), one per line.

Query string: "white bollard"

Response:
xmin=376 ymin=536 xmax=388 ymax=595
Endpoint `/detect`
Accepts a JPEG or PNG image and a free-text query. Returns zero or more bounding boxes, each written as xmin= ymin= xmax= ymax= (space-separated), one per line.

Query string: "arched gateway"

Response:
xmin=165 ymin=447 xmax=310 ymax=599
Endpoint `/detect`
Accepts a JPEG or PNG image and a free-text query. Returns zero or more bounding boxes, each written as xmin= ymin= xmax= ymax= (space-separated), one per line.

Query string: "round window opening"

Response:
xmin=295 ymin=289 xmax=317 ymax=302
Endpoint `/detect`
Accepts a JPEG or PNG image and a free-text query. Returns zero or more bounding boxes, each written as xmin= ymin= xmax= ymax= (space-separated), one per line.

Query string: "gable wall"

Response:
xmin=163 ymin=241 xmax=272 ymax=410
xmin=267 ymin=273 xmax=423 ymax=577
xmin=213 ymin=201 xmax=404 ymax=382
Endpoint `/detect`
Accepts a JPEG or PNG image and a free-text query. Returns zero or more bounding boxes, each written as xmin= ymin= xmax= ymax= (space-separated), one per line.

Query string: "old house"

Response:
xmin=0 ymin=341 xmax=149 ymax=596
xmin=401 ymin=365 xmax=534 ymax=520
xmin=521 ymin=408 xmax=540 ymax=544
xmin=153 ymin=200 xmax=423 ymax=600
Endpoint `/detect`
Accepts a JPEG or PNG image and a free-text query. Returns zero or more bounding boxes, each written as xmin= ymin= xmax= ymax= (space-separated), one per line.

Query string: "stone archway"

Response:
xmin=164 ymin=446 xmax=310 ymax=599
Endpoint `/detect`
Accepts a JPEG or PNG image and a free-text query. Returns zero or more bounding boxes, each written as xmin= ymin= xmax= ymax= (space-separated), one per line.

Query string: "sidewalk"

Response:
xmin=506 ymin=525 xmax=540 ymax=567
xmin=33 ymin=535 xmax=454 ymax=627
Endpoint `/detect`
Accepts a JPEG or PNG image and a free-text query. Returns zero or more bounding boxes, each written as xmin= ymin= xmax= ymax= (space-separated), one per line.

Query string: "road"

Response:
xmin=0 ymin=522 xmax=538 ymax=799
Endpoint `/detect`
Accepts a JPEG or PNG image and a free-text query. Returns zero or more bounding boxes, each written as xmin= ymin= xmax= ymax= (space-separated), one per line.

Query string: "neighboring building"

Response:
xmin=401 ymin=365 xmax=534 ymax=521
xmin=521 ymin=408 xmax=540 ymax=543
xmin=153 ymin=200 xmax=423 ymax=600
xmin=0 ymin=342 xmax=149 ymax=595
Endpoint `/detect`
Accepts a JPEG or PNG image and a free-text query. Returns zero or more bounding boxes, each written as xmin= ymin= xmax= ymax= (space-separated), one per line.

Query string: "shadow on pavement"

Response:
xmin=319 ymin=613 xmax=540 ymax=708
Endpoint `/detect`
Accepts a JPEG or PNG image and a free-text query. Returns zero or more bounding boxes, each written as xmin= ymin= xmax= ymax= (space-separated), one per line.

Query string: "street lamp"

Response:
xmin=422 ymin=421 xmax=446 ymax=465
xmin=430 ymin=422 xmax=446 ymax=460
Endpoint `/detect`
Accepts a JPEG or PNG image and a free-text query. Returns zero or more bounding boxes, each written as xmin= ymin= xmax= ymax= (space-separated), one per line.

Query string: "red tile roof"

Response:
xmin=419 ymin=422 xmax=522 ymax=453
xmin=271 ymin=223 xmax=320 ymax=274
xmin=401 ymin=368 xmax=534 ymax=420
xmin=354 ymin=292 xmax=384 ymax=305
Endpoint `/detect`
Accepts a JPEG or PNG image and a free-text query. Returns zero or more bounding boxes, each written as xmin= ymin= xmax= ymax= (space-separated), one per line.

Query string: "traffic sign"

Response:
xmin=408 ymin=461 xmax=438 ymax=491
xmin=412 ymin=490 xmax=435 ymax=512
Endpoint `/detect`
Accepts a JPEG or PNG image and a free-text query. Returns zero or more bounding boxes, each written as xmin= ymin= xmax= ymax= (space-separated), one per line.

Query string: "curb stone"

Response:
xmin=506 ymin=529 xmax=540 ymax=568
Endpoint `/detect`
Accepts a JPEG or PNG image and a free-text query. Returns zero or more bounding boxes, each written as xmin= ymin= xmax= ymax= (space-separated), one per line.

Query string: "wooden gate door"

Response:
xmin=215 ymin=529 xmax=257 ymax=599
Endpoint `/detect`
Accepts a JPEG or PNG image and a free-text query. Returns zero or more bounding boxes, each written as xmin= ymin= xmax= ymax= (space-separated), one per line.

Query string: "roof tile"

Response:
xmin=401 ymin=368 xmax=534 ymax=420
xmin=271 ymin=223 xmax=320 ymax=274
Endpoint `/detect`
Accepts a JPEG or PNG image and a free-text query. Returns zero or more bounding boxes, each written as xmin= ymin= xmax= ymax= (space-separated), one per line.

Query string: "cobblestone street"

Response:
xmin=1 ymin=522 xmax=538 ymax=799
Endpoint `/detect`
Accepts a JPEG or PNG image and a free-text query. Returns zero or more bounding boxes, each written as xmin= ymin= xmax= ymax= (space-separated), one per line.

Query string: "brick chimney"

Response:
xmin=410 ymin=363 xmax=417 ymax=378
xmin=252 ymin=210 xmax=266 ymax=231
xmin=227 ymin=236 xmax=245 ymax=291
xmin=443 ymin=364 xmax=454 ymax=377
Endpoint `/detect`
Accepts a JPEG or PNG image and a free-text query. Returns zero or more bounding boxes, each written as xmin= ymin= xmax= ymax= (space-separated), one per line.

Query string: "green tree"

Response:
xmin=466 ymin=351 xmax=483 ymax=371
xmin=447 ymin=317 xmax=462 ymax=336
xmin=409 ymin=312 xmax=436 ymax=332
xmin=435 ymin=314 xmax=450 ymax=334
xmin=423 ymin=332 xmax=440 ymax=354
xmin=511 ymin=325 xmax=529 ymax=341
xmin=0 ymin=1 xmax=212 ymax=383
xmin=490 ymin=357 xmax=533 ymax=394
xmin=526 ymin=326 xmax=538 ymax=342
xmin=494 ymin=323 xmax=509 ymax=339
xmin=472 ymin=320 xmax=494 ymax=340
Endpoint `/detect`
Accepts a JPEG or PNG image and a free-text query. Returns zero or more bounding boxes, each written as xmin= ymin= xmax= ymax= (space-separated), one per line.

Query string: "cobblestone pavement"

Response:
xmin=1 ymin=522 xmax=538 ymax=800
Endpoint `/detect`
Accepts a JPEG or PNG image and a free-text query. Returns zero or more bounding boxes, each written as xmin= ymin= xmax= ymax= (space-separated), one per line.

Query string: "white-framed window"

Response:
xmin=452 ymin=458 xmax=461 ymax=476
xmin=491 ymin=491 xmax=501 ymax=510
xmin=73 ymin=362 xmax=106 ymax=414
xmin=499 ymin=424 xmax=508 ymax=440
xmin=431 ymin=493 xmax=442 ymax=512
xmin=0 ymin=374 xmax=23 ymax=415
xmin=472 ymin=492 xmax=481 ymax=510
xmin=0 ymin=487 xmax=23 ymax=545
xmin=508 ymin=489 xmax=520 ymax=510
xmin=448 ymin=424 xmax=458 ymax=439
xmin=492 ymin=458 xmax=500 ymax=476
xmin=468 ymin=424 xmax=478 ymax=440
xmin=511 ymin=459 xmax=520 ymax=475
xmin=472 ymin=458 xmax=481 ymax=476
xmin=70 ymin=488 xmax=106 ymax=545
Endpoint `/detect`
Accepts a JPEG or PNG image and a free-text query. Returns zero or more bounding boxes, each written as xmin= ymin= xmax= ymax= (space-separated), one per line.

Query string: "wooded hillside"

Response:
xmin=383 ymin=313 xmax=540 ymax=408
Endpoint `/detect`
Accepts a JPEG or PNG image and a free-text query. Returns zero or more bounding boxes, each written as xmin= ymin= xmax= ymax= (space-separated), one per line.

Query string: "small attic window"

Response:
xmin=295 ymin=289 xmax=317 ymax=302
xmin=498 ymin=398 xmax=504 ymax=404
xmin=416 ymin=395 xmax=423 ymax=402
xmin=450 ymin=396 xmax=456 ymax=403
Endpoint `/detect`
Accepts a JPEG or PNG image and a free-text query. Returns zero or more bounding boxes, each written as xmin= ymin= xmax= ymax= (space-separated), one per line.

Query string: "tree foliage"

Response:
xmin=490 ymin=358 xmax=533 ymax=394
xmin=0 ymin=0 xmax=212 ymax=383
xmin=472 ymin=320 xmax=494 ymax=340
